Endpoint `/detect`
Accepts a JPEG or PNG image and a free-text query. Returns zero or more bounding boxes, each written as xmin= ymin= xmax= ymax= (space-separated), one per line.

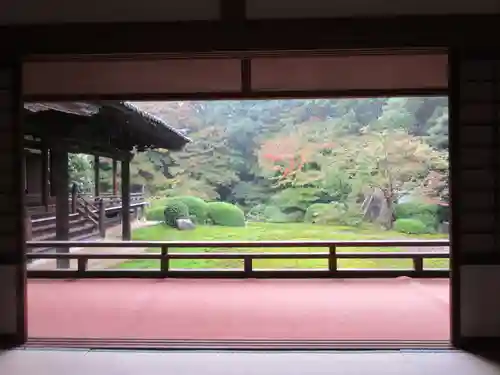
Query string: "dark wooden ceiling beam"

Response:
xmin=8 ymin=14 xmax=500 ymax=58
xmin=24 ymin=137 xmax=131 ymax=161
xmin=23 ymin=111 xmax=133 ymax=152
xmin=220 ymin=0 xmax=246 ymax=22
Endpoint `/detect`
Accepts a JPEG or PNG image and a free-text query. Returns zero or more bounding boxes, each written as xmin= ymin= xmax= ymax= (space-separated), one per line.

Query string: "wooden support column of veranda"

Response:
xmin=94 ymin=155 xmax=100 ymax=197
xmin=52 ymin=147 xmax=70 ymax=269
xmin=112 ymin=159 xmax=118 ymax=195
xmin=121 ymin=156 xmax=131 ymax=241
xmin=40 ymin=146 xmax=49 ymax=211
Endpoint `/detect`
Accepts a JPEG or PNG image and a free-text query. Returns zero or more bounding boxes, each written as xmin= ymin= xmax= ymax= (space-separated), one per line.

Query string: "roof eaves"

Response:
xmin=121 ymin=101 xmax=191 ymax=143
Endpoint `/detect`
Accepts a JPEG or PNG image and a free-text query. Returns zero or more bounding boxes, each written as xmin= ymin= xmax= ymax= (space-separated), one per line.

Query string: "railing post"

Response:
xmin=161 ymin=246 xmax=169 ymax=276
xmin=71 ymin=183 xmax=77 ymax=214
xmin=244 ymin=256 xmax=252 ymax=274
xmin=328 ymin=245 xmax=337 ymax=272
xmin=77 ymin=257 xmax=88 ymax=275
xmin=413 ymin=256 xmax=424 ymax=274
xmin=99 ymin=199 xmax=106 ymax=238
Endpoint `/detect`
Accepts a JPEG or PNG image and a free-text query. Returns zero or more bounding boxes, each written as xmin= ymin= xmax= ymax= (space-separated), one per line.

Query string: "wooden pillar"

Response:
xmin=70 ymin=183 xmax=77 ymax=214
xmin=0 ymin=59 xmax=27 ymax=347
xmin=121 ymin=157 xmax=131 ymax=240
xmin=112 ymin=159 xmax=118 ymax=196
xmin=49 ymin=149 xmax=56 ymax=197
xmin=53 ymin=148 xmax=70 ymax=269
xmin=94 ymin=155 xmax=100 ymax=198
xmin=41 ymin=147 xmax=49 ymax=211
xmin=450 ymin=49 xmax=500 ymax=350
xmin=99 ymin=199 xmax=106 ymax=238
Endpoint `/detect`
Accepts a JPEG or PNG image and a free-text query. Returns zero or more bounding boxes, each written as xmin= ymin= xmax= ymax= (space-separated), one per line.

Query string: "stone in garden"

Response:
xmin=176 ymin=218 xmax=196 ymax=230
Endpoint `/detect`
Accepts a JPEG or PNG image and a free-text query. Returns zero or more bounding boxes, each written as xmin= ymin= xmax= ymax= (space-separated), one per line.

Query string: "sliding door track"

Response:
xmin=26 ymin=338 xmax=452 ymax=351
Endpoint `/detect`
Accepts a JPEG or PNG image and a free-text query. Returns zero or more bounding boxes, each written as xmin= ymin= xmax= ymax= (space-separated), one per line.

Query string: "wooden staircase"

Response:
xmin=27 ymin=190 xmax=145 ymax=253
xmin=29 ymin=194 xmax=101 ymax=244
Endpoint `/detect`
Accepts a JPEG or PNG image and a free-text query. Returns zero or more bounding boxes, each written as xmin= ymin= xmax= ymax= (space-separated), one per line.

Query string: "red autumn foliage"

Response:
xmin=259 ymin=133 xmax=336 ymax=179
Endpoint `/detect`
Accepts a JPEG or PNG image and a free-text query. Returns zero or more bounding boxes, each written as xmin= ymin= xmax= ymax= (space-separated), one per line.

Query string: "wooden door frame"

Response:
xmin=4 ymin=12 xmax=481 ymax=348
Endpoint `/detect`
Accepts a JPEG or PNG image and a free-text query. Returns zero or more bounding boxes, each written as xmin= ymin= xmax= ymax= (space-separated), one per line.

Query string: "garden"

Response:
xmin=117 ymin=195 xmax=449 ymax=270
xmin=67 ymin=98 xmax=450 ymax=271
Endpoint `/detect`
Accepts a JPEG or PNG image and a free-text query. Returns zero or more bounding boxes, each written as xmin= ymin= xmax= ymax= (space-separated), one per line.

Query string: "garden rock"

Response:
xmin=176 ymin=218 xmax=196 ymax=230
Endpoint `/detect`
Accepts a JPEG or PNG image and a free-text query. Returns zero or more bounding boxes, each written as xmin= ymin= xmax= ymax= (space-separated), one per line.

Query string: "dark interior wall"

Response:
xmin=0 ymin=60 xmax=26 ymax=348
xmin=0 ymin=0 xmax=498 ymax=24
xmin=451 ymin=50 xmax=500 ymax=347
xmin=246 ymin=0 xmax=500 ymax=18
xmin=0 ymin=0 xmax=499 ymax=347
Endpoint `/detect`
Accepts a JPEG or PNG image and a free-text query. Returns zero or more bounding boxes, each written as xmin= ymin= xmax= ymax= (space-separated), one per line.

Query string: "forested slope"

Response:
xmin=70 ymin=97 xmax=449 ymax=229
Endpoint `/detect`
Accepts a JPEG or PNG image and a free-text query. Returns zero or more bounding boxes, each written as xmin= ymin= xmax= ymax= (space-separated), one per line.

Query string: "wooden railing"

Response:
xmin=75 ymin=195 xmax=99 ymax=226
xmin=26 ymin=239 xmax=449 ymax=279
xmin=82 ymin=192 xmax=145 ymax=208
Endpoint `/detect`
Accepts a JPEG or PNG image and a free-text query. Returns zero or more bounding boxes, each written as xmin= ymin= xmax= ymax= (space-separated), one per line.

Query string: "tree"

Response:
xmin=126 ymin=98 xmax=449 ymax=222
xmin=333 ymin=130 xmax=447 ymax=228
xmin=68 ymin=154 xmax=93 ymax=192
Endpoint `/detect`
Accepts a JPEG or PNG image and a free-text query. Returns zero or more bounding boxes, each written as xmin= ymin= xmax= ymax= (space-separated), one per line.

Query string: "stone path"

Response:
xmin=28 ymin=221 xmax=161 ymax=271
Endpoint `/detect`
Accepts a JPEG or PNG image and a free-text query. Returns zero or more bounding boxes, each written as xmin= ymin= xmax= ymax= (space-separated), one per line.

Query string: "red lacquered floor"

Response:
xmin=27 ymin=278 xmax=450 ymax=341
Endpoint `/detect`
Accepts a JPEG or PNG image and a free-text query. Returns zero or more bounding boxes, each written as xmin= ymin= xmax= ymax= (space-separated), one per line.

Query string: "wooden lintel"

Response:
xmin=33 ymin=137 xmax=132 ymax=161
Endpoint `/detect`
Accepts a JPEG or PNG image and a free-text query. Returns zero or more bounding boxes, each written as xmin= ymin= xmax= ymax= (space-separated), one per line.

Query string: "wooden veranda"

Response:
xmin=23 ymin=101 xmax=190 ymax=266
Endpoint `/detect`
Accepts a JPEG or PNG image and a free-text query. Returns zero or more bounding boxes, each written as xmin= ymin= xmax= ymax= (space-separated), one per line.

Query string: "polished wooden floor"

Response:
xmin=28 ymin=278 xmax=449 ymax=342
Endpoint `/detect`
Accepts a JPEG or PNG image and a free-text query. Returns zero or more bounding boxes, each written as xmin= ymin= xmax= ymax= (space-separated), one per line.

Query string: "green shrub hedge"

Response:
xmin=304 ymin=203 xmax=332 ymax=223
xmin=394 ymin=202 xmax=439 ymax=231
xmin=171 ymin=196 xmax=209 ymax=224
xmin=394 ymin=218 xmax=429 ymax=234
xmin=304 ymin=203 xmax=363 ymax=227
xmin=164 ymin=200 xmax=189 ymax=227
xmin=262 ymin=205 xmax=303 ymax=223
xmin=145 ymin=206 xmax=165 ymax=221
xmin=247 ymin=204 xmax=267 ymax=222
xmin=207 ymin=202 xmax=246 ymax=227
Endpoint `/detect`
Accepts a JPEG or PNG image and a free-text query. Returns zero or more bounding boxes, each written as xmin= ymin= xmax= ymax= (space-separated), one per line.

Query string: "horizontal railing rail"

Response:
xmin=26 ymin=239 xmax=450 ymax=279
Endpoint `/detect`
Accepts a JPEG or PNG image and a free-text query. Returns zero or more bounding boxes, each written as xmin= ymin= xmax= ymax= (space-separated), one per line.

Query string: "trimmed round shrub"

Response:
xmin=247 ymin=204 xmax=267 ymax=222
xmin=394 ymin=218 xmax=429 ymax=234
xmin=304 ymin=202 xmax=362 ymax=226
xmin=262 ymin=205 xmax=304 ymax=223
xmin=207 ymin=202 xmax=245 ymax=227
xmin=304 ymin=203 xmax=332 ymax=223
xmin=172 ymin=196 xmax=208 ymax=224
xmin=145 ymin=207 xmax=165 ymax=221
xmin=164 ymin=200 xmax=189 ymax=227
xmin=395 ymin=202 xmax=439 ymax=231
xmin=395 ymin=202 xmax=438 ymax=219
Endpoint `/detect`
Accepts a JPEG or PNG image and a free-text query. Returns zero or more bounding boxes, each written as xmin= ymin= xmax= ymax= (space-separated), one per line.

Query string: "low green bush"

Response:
xmin=171 ymin=196 xmax=209 ymax=224
xmin=395 ymin=202 xmax=439 ymax=231
xmin=247 ymin=204 xmax=267 ymax=222
xmin=394 ymin=218 xmax=429 ymax=234
xmin=304 ymin=203 xmax=332 ymax=223
xmin=263 ymin=205 xmax=303 ymax=223
xmin=145 ymin=207 xmax=165 ymax=221
xmin=164 ymin=200 xmax=189 ymax=227
xmin=207 ymin=202 xmax=246 ymax=227
xmin=304 ymin=202 xmax=363 ymax=227
xmin=395 ymin=202 xmax=438 ymax=218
